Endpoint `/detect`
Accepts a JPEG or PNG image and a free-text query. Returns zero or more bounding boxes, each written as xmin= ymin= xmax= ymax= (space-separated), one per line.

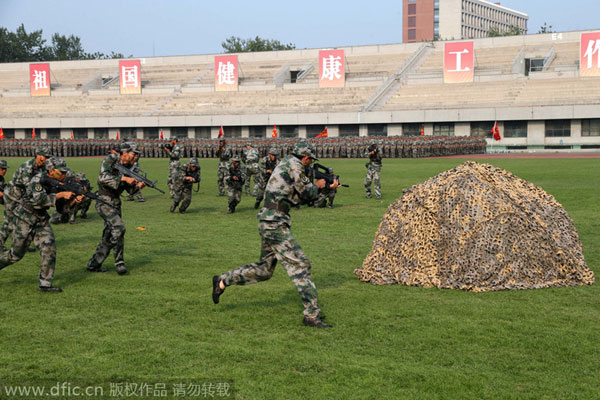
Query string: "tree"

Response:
xmin=487 ymin=25 xmax=524 ymax=38
xmin=221 ymin=36 xmax=295 ymax=53
xmin=537 ymin=22 xmax=555 ymax=34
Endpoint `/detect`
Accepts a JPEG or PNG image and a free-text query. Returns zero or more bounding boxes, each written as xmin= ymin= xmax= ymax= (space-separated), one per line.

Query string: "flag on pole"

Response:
xmin=420 ymin=125 xmax=424 ymax=136
xmin=116 ymin=130 xmax=120 ymax=140
xmin=0 ymin=128 xmax=4 ymax=140
xmin=70 ymin=130 xmax=74 ymax=140
xmin=492 ymin=121 xmax=501 ymax=141
xmin=32 ymin=128 xmax=35 ymax=139
xmin=316 ymin=127 xmax=328 ymax=138
xmin=218 ymin=125 xmax=224 ymax=138
xmin=272 ymin=125 xmax=278 ymax=138
xmin=160 ymin=129 xmax=164 ymax=140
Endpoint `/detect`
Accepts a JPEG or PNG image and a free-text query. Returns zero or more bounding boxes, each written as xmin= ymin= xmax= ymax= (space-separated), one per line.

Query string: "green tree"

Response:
xmin=537 ymin=22 xmax=554 ymax=34
xmin=221 ymin=36 xmax=295 ymax=53
xmin=487 ymin=25 xmax=524 ymax=38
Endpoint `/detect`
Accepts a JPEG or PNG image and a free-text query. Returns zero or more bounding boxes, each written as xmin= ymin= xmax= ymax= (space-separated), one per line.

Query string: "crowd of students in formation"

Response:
xmin=0 ymin=136 xmax=487 ymax=159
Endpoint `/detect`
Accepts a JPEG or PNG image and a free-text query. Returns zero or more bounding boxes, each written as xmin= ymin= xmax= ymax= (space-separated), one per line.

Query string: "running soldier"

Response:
xmin=242 ymin=142 xmax=260 ymax=196
xmin=212 ymin=141 xmax=339 ymax=328
xmin=224 ymin=157 xmax=245 ymax=214
xmin=164 ymin=138 xmax=182 ymax=198
xmin=170 ymin=157 xmax=201 ymax=214
xmin=216 ymin=138 xmax=232 ymax=196
xmin=254 ymin=147 xmax=279 ymax=210
xmin=365 ymin=140 xmax=382 ymax=200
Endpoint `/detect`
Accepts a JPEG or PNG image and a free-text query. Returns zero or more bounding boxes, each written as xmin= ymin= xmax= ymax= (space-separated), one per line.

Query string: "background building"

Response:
xmin=403 ymin=0 xmax=528 ymax=43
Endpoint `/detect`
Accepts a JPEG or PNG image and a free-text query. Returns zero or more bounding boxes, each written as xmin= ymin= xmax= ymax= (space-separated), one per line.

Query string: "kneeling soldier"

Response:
xmin=171 ymin=157 xmax=201 ymax=213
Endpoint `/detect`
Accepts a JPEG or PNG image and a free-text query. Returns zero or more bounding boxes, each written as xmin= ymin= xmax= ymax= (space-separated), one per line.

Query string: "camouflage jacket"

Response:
xmin=242 ymin=147 xmax=259 ymax=164
xmin=5 ymin=158 xmax=46 ymax=202
xmin=15 ymin=173 xmax=58 ymax=223
xmin=259 ymin=155 xmax=318 ymax=226
xmin=224 ymin=163 xmax=245 ymax=189
xmin=366 ymin=145 xmax=382 ymax=166
xmin=169 ymin=144 xmax=182 ymax=161
xmin=97 ymin=153 xmax=130 ymax=202
xmin=217 ymin=145 xmax=232 ymax=163
xmin=173 ymin=163 xmax=201 ymax=190
xmin=259 ymin=155 xmax=279 ymax=180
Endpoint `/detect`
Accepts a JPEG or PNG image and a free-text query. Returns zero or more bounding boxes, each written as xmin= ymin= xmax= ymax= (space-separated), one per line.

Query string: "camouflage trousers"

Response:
xmin=168 ymin=160 xmax=179 ymax=198
xmin=172 ymin=186 xmax=192 ymax=213
xmin=365 ymin=164 xmax=382 ymax=199
xmin=73 ymin=197 xmax=92 ymax=219
xmin=0 ymin=211 xmax=56 ymax=287
xmin=217 ymin=163 xmax=228 ymax=195
xmin=255 ymin=174 xmax=268 ymax=201
xmin=314 ymin=188 xmax=336 ymax=208
xmin=226 ymin=184 xmax=242 ymax=211
xmin=86 ymin=201 xmax=125 ymax=270
xmin=218 ymin=221 xmax=320 ymax=318
xmin=126 ymin=185 xmax=145 ymax=202
xmin=244 ymin=162 xmax=260 ymax=196
xmin=0 ymin=196 xmax=18 ymax=246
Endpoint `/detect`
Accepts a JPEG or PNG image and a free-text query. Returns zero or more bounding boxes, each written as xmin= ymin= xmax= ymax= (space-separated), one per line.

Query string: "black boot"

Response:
xmin=254 ymin=199 xmax=261 ymax=209
xmin=212 ymin=275 xmax=225 ymax=304
xmin=302 ymin=315 xmax=332 ymax=328
xmin=39 ymin=286 xmax=63 ymax=293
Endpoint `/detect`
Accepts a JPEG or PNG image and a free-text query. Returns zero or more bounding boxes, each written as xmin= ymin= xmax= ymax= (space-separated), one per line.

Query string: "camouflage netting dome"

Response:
xmin=355 ymin=161 xmax=594 ymax=292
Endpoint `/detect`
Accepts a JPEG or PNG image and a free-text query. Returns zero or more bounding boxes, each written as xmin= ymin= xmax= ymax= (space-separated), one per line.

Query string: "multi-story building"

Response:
xmin=403 ymin=0 xmax=528 ymax=43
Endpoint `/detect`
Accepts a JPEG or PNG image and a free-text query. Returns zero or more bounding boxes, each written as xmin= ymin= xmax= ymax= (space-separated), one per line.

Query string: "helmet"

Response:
xmin=36 ymin=146 xmax=52 ymax=157
xmin=231 ymin=156 xmax=241 ymax=163
xmin=189 ymin=158 xmax=200 ymax=168
xmin=46 ymin=157 xmax=69 ymax=172
xmin=75 ymin=172 xmax=87 ymax=180
xmin=292 ymin=141 xmax=318 ymax=160
xmin=268 ymin=147 xmax=278 ymax=156
xmin=0 ymin=160 xmax=8 ymax=169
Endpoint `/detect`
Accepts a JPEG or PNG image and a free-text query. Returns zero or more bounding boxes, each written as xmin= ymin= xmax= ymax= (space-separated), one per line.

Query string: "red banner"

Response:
xmin=444 ymin=42 xmax=474 ymax=83
xmin=119 ymin=60 xmax=141 ymax=94
xmin=30 ymin=63 xmax=51 ymax=97
xmin=319 ymin=50 xmax=345 ymax=88
xmin=215 ymin=55 xmax=238 ymax=92
xmin=581 ymin=32 xmax=600 ymax=77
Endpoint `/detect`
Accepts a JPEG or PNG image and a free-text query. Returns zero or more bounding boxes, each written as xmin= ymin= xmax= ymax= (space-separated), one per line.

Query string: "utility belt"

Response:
xmin=264 ymin=201 xmax=291 ymax=215
xmin=22 ymin=203 xmax=48 ymax=219
xmin=98 ymin=188 xmax=118 ymax=199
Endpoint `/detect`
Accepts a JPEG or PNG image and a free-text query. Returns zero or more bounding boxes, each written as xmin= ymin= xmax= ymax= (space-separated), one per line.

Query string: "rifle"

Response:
xmin=312 ymin=163 xmax=349 ymax=188
xmin=40 ymin=175 xmax=117 ymax=210
xmin=114 ymin=162 xmax=166 ymax=194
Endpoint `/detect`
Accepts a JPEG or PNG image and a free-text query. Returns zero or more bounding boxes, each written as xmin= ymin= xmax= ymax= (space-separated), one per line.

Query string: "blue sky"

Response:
xmin=0 ymin=0 xmax=598 ymax=58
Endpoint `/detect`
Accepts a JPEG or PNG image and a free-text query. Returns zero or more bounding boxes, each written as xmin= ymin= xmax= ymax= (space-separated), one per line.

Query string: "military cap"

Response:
xmin=36 ymin=146 xmax=52 ymax=157
xmin=127 ymin=142 xmax=140 ymax=154
xmin=119 ymin=142 xmax=133 ymax=153
xmin=46 ymin=157 xmax=69 ymax=172
xmin=231 ymin=156 xmax=241 ymax=163
xmin=245 ymin=142 xmax=252 ymax=147
xmin=268 ymin=147 xmax=278 ymax=155
xmin=292 ymin=141 xmax=318 ymax=160
xmin=189 ymin=157 xmax=200 ymax=168
xmin=75 ymin=172 xmax=87 ymax=180
xmin=0 ymin=160 xmax=9 ymax=169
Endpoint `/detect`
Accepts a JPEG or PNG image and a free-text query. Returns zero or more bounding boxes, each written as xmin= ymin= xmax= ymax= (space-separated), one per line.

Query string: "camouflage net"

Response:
xmin=355 ymin=161 xmax=594 ymax=292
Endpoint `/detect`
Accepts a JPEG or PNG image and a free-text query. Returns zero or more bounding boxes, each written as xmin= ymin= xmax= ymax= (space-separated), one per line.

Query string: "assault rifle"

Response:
xmin=114 ymin=162 xmax=166 ymax=194
xmin=312 ymin=163 xmax=349 ymax=188
xmin=40 ymin=175 xmax=117 ymax=210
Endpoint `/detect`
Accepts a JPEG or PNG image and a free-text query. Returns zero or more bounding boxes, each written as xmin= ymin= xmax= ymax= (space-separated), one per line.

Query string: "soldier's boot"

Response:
xmin=38 ymin=286 xmax=63 ymax=293
xmin=254 ymin=198 xmax=261 ymax=209
xmin=80 ymin=212 xmax=87 ymax=219
xmin=86 ymin=261 xmax=107 ymax=273
xmin=212 ymin=275 xmax=225 ymax=304
xmin=365 ymin=190 xmax=372 ymax=199
xmin=302 ymin=315 xmax=332 ymax=328
xmin=227 ymin=201 xmax=236 ymax=214
xmin=135 ymin=193 xmax=145 ymax=203
xmin=116 ymin=264 xmax=128 ymax=276
xmin=327 ymin=200 xmax=334 ymax=209
xmin=126 ymin=194 xmax=135 ymax=201
xmin=170 ymin=201 xmax=179 ymax=213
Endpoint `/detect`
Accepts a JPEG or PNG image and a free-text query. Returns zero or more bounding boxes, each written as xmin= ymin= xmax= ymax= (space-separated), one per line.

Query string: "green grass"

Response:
xmin=0 ymin=156 xmax=598 ymax=399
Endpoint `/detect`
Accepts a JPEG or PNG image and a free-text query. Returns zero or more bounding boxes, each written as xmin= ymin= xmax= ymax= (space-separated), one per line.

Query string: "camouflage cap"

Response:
xmin=75 ymin=172 xmax=87 ymax=180
xmin=189 ymin=157 xmax=200 ymax=168
xmin=245 ymin=142 xmax=252 ymax=147
xmin=0 ymin=160 xmax=8 ymax=169
xmin=268 ymin=147 xmax=278 ymax=155
xmin=119 ymin=142 xmax=133 ymax=153
xmin=293 ymin=141 xmax=318 ymax=160
xmin=46 ymin=157 xmax=69 ymax=172
xmin=36 ymin=146 xmax=52 ymax=157
xmin=231 ymin=156 xmax=241 ymax=163
xmin=127 ymin=142 xmax=140 ymax=154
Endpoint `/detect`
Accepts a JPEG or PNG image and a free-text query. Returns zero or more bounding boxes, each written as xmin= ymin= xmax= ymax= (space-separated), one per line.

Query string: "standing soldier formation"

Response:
xmin=365 ymin=140 xmax=382 ymax=200
xmin=212 ymin=141 xmax=339 ymax=328
xmin=170 ymin=157 xmax=201 ymax=214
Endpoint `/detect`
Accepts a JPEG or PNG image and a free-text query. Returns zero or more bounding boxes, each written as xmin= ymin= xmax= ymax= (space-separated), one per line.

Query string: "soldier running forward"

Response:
xmin=170 ymin=157 xmax=201 ymax=214
xmin=0 ymin=147 xmax=52 ymax=249
xmin=212 ymin=141 xmax=339 ymax=328
xmin=254 ymin=146 xmax=279 ymax=209
xmin=216 ymin=138 xmax=232 ymax=196
xmin=164 ymin=138 xmax=182 ymax=198
xmin=86 ymin=143 xmax=146 ymax=275
xmin=224 ymin=156 xmax=245 ymax=214
xmin=0 ymin=158 xmax=83 ymax=292
xmin=364 ymin=140 xmax=382 ymax=200
xmin=242 ymin=142 xmax=260 ymax=196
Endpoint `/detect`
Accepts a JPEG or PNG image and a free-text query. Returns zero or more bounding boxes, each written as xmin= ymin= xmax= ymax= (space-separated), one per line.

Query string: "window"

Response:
xmin=368 ymin=124 xmax=387 ymax=137
xmin=582 ymin=119 xmax=600 ymax=136
xmin=403 ymin=123 xmax=422 ymax=137
xmin=470 ymin=121 xmax=494 ymax=138
xmin=433 ymin=123 xmax=454 ymax=136
xmin=503 ymin=121 xmax=527 ymax=138
xmin=73 ymin=128 xmax=88 ymax=139
xmin=194 ymin=127 xmax=211 ymax=138
xmin=171 ymin=127 xmax=188 ymax=139
xmin=408 ymin=29 xmax=416 ymax=41
xmin=279 ymin=126 xmax=298 ymax=138
xmin=143 ymin=128 xmax=159 ymax=139
xmin=407 ymin=3 xmax=417 ymax=14
xmin=47 ymin=128 xmax=60 ymax=139
xmin=408 ymin=16 xmax=416 ymax=28
xmin=225 ymin=126 xmax=242 ymax=138
xmin=339 ymin=125 xmax=359 ymax=137
xmin=249 ymin=126 xmax=265 ymax=138
xmin=545 ymin=120 xmax=571 ymax=137
xmin=307 ymin=125 xmax=326 ymax=137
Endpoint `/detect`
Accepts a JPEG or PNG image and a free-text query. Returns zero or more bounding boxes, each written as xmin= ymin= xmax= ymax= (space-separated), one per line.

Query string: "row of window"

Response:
xmin=462 ymin=0 xmax=526 ymax=26
xmin=2 ymin=120 xmax=599 ymax=139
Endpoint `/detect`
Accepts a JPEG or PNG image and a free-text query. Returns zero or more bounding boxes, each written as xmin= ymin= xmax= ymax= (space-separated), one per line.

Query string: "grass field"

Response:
xmin=0 ymin=156 xmax=598 ymax=400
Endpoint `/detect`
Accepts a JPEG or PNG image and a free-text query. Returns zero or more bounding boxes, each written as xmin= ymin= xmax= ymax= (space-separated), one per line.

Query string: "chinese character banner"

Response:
xmin=214 ymin=55 xmax=238 ymax=92
xmin=580 ymin=32 xmax=600 ymax=77
xmin=30 ymin=63 xmax=51 ymax=97
xmin=444 ymin=42 xmax=474 ymax=83
xmin=319 ymin=50 xmax=345 ymax=88
xmin=119 ymin=60 xmax=142 ymax=95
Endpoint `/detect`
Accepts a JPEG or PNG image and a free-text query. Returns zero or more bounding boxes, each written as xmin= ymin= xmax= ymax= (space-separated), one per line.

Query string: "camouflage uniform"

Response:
xmin=49 ymin=166 xmax=77 ymax=224
xmin=171 ymin=158 xmax=201 ymax=214
xmin=126 ymin=161 xmax=146 ymax=202
xmin=215 ymin=141 xmax=327 ymax=324
xmin=224 ymin=157 xmax=245 ymax=214
xmin=254 ymin=147 xmax=279 ymax=209
xmin=314 ymin=167 xmax=337 ymax=208
xmin=242 ymin=144 xmax=260 ymax=196
xmin=71 ymin=172 xmax=92 ymax=221
xmin=86 ymin=145 xmax=139 ymax=275
xmin=0 ymin=160 xmax=9 ymax=244
xmin=166 ymin=141 xmax=182 ymax=198
xmin=0 ymin=158 xmax=71 ymax=290
xmin=216 ymin=140 xmax=232 ymax=196
xmin=364 ymin=142 xmax=382 ymax=199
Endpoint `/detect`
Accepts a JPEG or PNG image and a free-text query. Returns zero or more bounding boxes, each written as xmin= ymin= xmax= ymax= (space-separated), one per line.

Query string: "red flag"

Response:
xmin=32 ymin=128 xmax=35 ymax=139
xmin=420 ymin=125 xmax=424 ymax=136
xmin=218 ymin=126 xmax=224 ymax=138
xmin=0 ymin=128 xmax=4 ymax=140
xmin=70 ymin=130 xmax=74 ymax=140
xmin=272 ymin=125 xmax=278 ymax=138
xmin=116 ymin=130 xmax=120 ymax=140
xmin=316 ymin=127 xmax=328 ymax=138
xmin=492 ymin=121 xmax=501 ymax=141
xmin=160 ymin=129 xmax=164 ymax=140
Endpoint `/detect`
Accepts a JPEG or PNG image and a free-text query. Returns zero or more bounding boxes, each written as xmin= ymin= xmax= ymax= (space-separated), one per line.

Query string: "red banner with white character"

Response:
xmin=215 ymin=55 xmax=239 ymax=92
xmin=444 ymin=42 xmax=474 ymax=83
xmin=119 ymin=60 xmax=141 ymax=94
xmin=30 ymin=63 xmax=51 ymax=97
xmin=581 ymin=32 xmax=600 ymax=77
xmin=319 ymin=50 xmax=345 ymax=88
